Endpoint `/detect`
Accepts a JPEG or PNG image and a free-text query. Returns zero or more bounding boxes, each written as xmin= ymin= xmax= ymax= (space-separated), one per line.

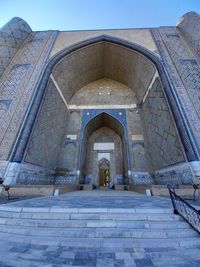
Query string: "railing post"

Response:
xmin=169 ymin=189 xmax=178 ymax=214
xmin=168 ymin=188 xmax=200 ymax=235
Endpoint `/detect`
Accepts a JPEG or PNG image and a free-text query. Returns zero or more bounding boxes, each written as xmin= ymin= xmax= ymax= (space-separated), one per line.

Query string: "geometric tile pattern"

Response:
xmin=132 ymin=142 xmax=147 ymax=172
xmin=25 ymin=80 xmax=67 ymax=169
xmin=126 ymin=110 xmax=148 ymax=172
xmin=154 ymin=167 xmax=193 ymax=185
xmin=151 ymin=27 xmax=200 ymax=158
xmin=0 ymin=17 xmax=31 ymax=78
xmin=141 ymin=78 xmax=185 ymax=172
xmin=69 ymin=78 xmax=137 ymax=106
xmin=177 ymin=11 xmax=200 ymax=59
xmin=52 ymin=42 xmax=156 ymax=104
xmin=0 ymin=29 xmax=57 ymax=160
xmin=162 ymin=28 xmax=200 ymax=117
xmin=57 ymin=111 xmax=82 ymax=170
xmin=62 ymin=142 xmax=76 ymax=171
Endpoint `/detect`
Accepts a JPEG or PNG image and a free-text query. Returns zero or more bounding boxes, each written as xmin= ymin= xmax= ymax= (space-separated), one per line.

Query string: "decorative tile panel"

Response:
xmin=177 ymin=12 xmax=200 ymax=59
xmin=0 ymin=30 xmax=58 ymax=160
xmin=25 ymin=80 xmax=67 ymax=169
xmin=0 ymin=17 xmax=31 ymax=78
xmin=141 ymin=78 xmax=185 ymax=172
xmin=152 ymin=27 xmax=200 ymax=157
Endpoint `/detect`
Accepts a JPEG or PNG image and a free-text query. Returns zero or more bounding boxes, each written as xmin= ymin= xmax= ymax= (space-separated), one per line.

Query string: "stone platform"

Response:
xmin=0 ymin=190 xmax=199 ymax=267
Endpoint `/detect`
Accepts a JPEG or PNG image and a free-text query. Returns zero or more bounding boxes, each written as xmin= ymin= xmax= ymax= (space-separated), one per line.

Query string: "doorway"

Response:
xmin=99 ymin=158 xmax=110 ymax=187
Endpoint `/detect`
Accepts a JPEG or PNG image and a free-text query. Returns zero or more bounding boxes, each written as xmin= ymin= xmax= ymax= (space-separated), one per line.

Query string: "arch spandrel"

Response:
xmin=81 ymin=110 xmax=127 ymax=135
xmin=50 ymin=30 xmax=158 ymax=58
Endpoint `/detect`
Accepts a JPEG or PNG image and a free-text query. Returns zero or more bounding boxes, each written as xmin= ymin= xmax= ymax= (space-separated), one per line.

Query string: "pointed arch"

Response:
xmin=10 ymin=34 xmax=199 ymax=164
xmin=78 ymin=111 xmax=130 ymax=184
xmin=99 ymin=158 xmax=110 ymax=167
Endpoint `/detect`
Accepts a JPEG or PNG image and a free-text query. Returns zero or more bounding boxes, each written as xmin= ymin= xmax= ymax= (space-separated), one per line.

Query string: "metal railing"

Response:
xmin=169 ymin=189 xmax=200 ymax=234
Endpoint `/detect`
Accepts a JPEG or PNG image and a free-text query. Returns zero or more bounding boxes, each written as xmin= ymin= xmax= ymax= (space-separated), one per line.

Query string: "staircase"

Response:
xmin=0 ymin=204 xmax=199 ymax=266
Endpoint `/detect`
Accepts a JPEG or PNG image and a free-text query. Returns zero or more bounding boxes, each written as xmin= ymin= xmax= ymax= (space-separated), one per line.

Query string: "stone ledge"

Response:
xmin=0 ymin=206 xmax=173 ymax=214
xmin=78 ymin=184 xmax=93 ymax=190
xmin=0 ymin=184 xmax=78 ymax=198
xmin=129 ymin=184 xmax=200 ymax=199
xmin=115 ymin=185 xmax=129 ymax=191
xmin=152 ymin=185 xmax=199 ymax=198
xmin=129 ymin=184 xmax=152 ymax=194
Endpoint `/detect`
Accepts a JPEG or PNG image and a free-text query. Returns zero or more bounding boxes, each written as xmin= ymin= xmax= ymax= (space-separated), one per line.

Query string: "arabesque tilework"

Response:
xmin=25 ymin=80 xmax=67 ymax=169
xmin=141 ymin=78 xmax=185 ymax=172
xmin=0 ymin=17 xmax=31 ymax=78
xmin=0 ymin=28 xmax=57 ymax=160
xmin=177 ymin=11 xmax=200 ymax=59
xmin=151 ymin=26 xmax=200 ymax=157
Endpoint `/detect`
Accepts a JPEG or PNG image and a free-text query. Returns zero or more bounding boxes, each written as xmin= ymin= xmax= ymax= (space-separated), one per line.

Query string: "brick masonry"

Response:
xmin=0 ymin=18 xmax=58 ymax=161
xmin=151 ymin=24 xmax=200 ymax=157
xmin=0 ymin=17 xmax=31 ymax=78
xmin=24 ymin=80 xmax=68 ymax=169
xmin=141 ymin=78 xmax=185 ymax=172
xmin=1 ymin=13 xmax=200 ymax=185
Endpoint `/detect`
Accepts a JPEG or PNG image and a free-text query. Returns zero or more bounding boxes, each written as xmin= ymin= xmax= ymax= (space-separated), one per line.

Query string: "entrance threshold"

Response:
xmin=99 ymin=186 xmax=111 ymax=190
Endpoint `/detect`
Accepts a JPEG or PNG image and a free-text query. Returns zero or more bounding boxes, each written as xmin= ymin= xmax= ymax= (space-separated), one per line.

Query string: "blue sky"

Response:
xmin=0 ymin=0 xmax=200 ymax=31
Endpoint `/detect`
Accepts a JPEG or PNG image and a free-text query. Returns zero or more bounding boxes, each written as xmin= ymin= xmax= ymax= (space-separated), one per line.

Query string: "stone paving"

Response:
xmin=0 ymin=195 xmax=38 ymax=205
xmin=2 ymin=190 xmax=172 ymax=209
xmin=0 ymin=190 xmax=199 ymax=267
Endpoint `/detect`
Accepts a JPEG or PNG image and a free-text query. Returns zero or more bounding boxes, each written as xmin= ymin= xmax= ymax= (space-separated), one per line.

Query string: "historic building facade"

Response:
xmin=0 ymin=12 xmax=200 ymax=187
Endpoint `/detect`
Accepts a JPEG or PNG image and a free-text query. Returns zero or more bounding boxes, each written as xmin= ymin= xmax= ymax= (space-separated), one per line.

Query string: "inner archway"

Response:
xmin=80 ymin=112 xmax=128 ymax=186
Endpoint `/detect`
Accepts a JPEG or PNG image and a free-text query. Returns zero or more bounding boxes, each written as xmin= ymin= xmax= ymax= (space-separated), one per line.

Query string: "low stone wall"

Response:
xmin=0 ymin=185 xmax=54 ymax=198
xmin=115 ymin=185 xmax=129 ymax=190
xmin=79 ymin=184 xmax=93 ymax=190
xmin=0 ymin=161 xmax=8 ymax=179
xmin=154 ymin=162 xmax=193 ymax=185
xmin=131 ymin=172 xmax=152 ymax=185
xmin=129 ymin=184 xmax=152 ymax=194
xmin=129 ymin=184 xmax=200 ymax=199
xmin=0 ymin=184 xmax=78 ymax=198
xmin=151 ymin=185 xmax=199 ymax=198
xmin=16 ymin=163 xmax=55 ymax=185
xmin=54 ymin=185 xmax=78 ymax=194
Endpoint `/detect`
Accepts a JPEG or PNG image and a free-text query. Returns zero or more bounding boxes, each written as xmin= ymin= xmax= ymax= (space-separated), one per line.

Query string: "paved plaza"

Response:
xmin=3 ymin=190 xmax=172 ymax=209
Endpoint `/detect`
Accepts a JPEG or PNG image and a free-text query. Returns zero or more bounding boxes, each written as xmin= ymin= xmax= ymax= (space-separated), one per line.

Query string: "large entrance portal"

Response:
xmin=17 ymin=38 xmax=189 ymax=186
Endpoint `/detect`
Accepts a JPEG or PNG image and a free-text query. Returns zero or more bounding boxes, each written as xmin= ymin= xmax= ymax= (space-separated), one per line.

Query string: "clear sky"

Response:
xmin=0 ymin=0 xmax=200 ymax=31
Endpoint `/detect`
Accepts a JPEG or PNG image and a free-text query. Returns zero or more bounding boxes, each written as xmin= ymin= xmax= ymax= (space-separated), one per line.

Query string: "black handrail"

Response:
xmin=169 ymin=189 xmax=200 ymax=234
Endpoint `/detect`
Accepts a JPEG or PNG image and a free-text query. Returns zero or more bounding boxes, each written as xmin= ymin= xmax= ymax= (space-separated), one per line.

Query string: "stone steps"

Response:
xmin=0 ymin=219 xmax=191 ymax=230
xmin=0 ymin=212 xmax=180 ymax=221
xmin=0 ymin=208 xmax=185 ymax=231
xmin=0 ymin=200 xmax=199 ymax=266
xmin=0 ymin=217 xmax=184 ymax=228
xmin=0 ymin=206 xmax=173 ymax=213
xmin=0 ymin=210 xmax=176 ymax=220
xmin=0 ymin=208 xmax=198 ymax=248
xmin=0 ymin=232 xmax=199 ymax=248
xmin=0 ymin=225 xmax=196 ymax=238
